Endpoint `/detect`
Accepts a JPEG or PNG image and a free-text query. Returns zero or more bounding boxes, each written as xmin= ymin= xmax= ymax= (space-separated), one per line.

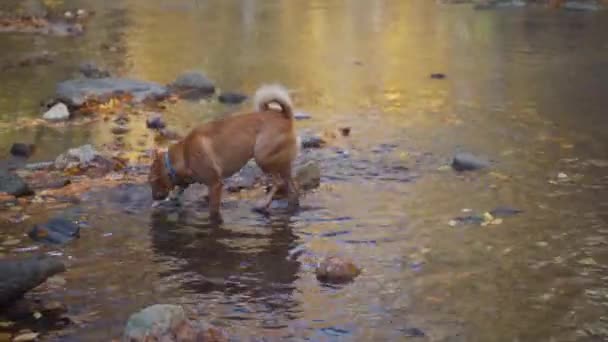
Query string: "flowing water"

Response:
xmin=1 ymin=0 xmax=608 ymax=341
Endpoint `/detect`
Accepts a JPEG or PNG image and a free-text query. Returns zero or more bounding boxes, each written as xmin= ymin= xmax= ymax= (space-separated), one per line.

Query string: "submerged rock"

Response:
xmin=225 ymin=161 xmax=263 ymax=193
xmin=54 ymin=144 xmax=103 ymax=170
xmin=169 ymin=71 xmax=215 ymax=100
xmin=218 ymin=91 xmax=247 ymax=104
xmin=0 ymin=169 xmax=33 ymax=197
xmin=10 ymin=143 xmax=35 ymax=158
xmin=451 ymin=152 xmax=489 ymax=171
xmin=123 ymin=304 xmax=229 ymax=342
xmin=56 ymin=78 xmax=169 ymax=107
xmin=296 ymin=161 xmax=321 ymax=190
xmin=300 ymin=134 xmax=326 ymax=149
xmin=78 ymin=61 xmax=110 ymax=78
xmin=28 ymin=217 xmax=81 ymax=245
xmin=146 ymin=113 xmax=166 ymax=130
xmin=316 ymin=256 xmax=361 ymax=284
xmin=0 ymin=255 xmax=66 ymax=306
xmin=42 ymin=102 xmax=70 ymax=121
xmin=562 ymin=0 xmax=605 ymax=11
xmin=293 ymin=111 xmax=312 ymax=120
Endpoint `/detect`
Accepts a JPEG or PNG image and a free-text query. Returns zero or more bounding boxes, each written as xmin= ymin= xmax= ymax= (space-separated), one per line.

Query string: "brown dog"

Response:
xmin=148 ymin=84 xmax=299 ymax=223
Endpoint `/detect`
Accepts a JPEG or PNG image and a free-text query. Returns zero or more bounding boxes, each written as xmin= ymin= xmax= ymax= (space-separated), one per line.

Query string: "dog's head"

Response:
xmin=148 ymin=149 xmax=173 ymax=200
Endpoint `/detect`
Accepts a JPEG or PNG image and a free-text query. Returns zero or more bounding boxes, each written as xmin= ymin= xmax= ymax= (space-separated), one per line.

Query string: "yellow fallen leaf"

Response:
xmin=12 ymin=332 xmax=39 ymax=342
xmin=560 ymin=143 xmax=574 ymax=149
xmin=489 ymin=172 xmax=510 ymax=181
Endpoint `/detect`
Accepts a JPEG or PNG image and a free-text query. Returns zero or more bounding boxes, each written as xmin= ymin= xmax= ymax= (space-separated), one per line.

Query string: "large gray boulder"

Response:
xmin=56 ymin=78 xmax=169 ymax=107
xmin=0 ymin=255 xmax=66 ymax=306
xmin=123 ymin=304 xmax=229 ymax=342
xmin=0 ymin=169 xmax=33 ymax=197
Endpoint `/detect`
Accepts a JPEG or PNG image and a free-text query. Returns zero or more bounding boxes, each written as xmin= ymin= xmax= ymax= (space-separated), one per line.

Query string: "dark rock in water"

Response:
xmin=316 ymin=256 xmax=361 ymax=284
xmin=0 ymin=169 xmax=33 ymax=197
xmin=225 ymin=161 xmax=263 ymax=192
xmin=399 ymin=327 xmax=426 ymax=337
xmin=111 ymin=125 xmax=130 ymax=135
xmin=56 ymin=78 xmax=169 ymax=107
xmin=123 ymin=304 xmax=229 ymax=342
xmin=452 ymin=152 xmax=489 ymax=171
xmin=114 ymin=113 xmax=129 ymax=125
xmin=10 ymin=143 xmax=35 ymax=158
xmin=27 ymin=174 xmax=70 ymax=190
xmin=562 ymin=1 xmax=604 ymax=11
xmin=53 ymin=144 xmax=114 ymax=173
xmin=430 ymin=73 xmax=447 ymax=79
xmin=157 ymin=128 xmax=182 ymax=141
xmin=0 ymin=255 xmax=66 ymax=306
xmin=490 ymin=206 xmax=523 ymax=218
xmin=452 ymin=215 xmax=484 ymax=225
xmin=339 ymin=127 xmax=351 ymax=137
xmin=169 ymin=71 xmax=215 ymax=100
xmin=146 ymin=113 xmax=166 ymax=130
xmin=300 ymin=134 xmax=326 ymax=149
xmin=29 ymin=217 xmax=81 ymax=245
xmin=473 ymin=0 xmax=526 ymax=10
xmin=218 ymin=92 xmax=247 ymax=105
xmin=294 ymin=111 xmax=312 ymax=120
xmin=78 ymin=61 xmax=110 ymax=78
xmin=296 ymin=161 xmax=321 ymax=191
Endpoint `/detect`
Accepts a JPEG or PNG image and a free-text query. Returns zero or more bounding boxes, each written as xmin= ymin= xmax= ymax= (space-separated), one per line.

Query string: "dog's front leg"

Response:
xmin=208 ymin=181 xmax=224 ymax=224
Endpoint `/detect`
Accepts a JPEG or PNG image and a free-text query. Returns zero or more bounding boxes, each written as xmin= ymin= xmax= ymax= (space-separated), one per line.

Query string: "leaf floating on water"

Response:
xmin=561 ymin=143 xmax=574 ymax=149
xmin=2 ymin=238 xmax=21 ymax=246
xmin=589 ymin=159 xmax=608 ymax=168
xmin=490 ymin=218 xmax=503 ymax=225
xmin=0 ymin=321 xmax=14 ymax=328
xmin=12 ymin=332 xmax=39 ymax=342
xmin=557 ymin=172 xmax=568 ymax=180
xmin=578 ymin=258 xmax=598 ymax=266
xmin=489 ymin=172 xmax=510 ymax=181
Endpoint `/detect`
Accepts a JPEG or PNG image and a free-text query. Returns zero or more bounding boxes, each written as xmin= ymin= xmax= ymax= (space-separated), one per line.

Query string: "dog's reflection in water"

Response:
xmin=148 ymin=205 xmax=301 ymax=317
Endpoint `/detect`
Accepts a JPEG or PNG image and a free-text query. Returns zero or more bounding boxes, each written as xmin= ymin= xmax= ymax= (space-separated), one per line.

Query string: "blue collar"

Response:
xmin=163 ymin=151 xmax=177 ymax=183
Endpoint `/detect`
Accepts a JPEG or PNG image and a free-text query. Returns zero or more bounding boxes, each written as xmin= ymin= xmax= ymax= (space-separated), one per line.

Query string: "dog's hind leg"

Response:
xmin=253 ymin=175 xmax=282 ymax=215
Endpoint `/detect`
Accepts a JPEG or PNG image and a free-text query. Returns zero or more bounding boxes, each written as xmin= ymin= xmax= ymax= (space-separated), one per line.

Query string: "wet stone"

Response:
xmin=78 ymin=61 xmax=110 ymax=79
xmin=0 ymin=170 xmax=33 ymax=197
xmin=316 ymin=256 xmax=361 ymax=283
xmin=42 ymin=102 xmax=70 ymax=121
xmin=28 ymin=217 xmax=81 ymax=245
xmin=296 ymin=161 xmax=321 ymax=191
xmin=452 ymin=152 xmax=490 ymax=171
xmin=0 ymin=255 xmax=65 ymax=306
xmin=56 ymin=78 xmax=169 ymax=107
xmin=169 ymin=71 xmax=215 ymax=100
xmin=146 ymin=113 xmax=166 ymax=130
xmin=218 ymin=91 xmax=248 ymax=105
xmin=10 ymin=143 xmax=35 ymax=158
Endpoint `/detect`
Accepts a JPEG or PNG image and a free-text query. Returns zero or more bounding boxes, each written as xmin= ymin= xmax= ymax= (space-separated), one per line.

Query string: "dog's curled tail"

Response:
xmin=253 ymin=84 xmax=293 ymax=119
